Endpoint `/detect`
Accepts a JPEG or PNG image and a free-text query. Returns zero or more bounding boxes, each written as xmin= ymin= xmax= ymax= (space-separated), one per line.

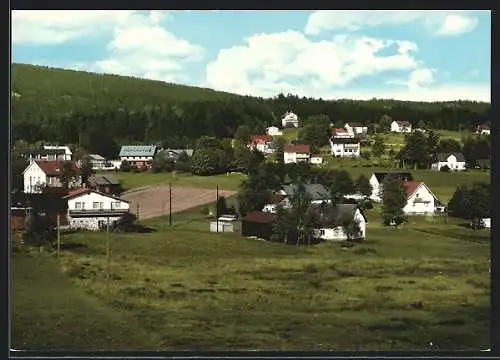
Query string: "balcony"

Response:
xmin=69 ymin=208 xmax=129 ymax=217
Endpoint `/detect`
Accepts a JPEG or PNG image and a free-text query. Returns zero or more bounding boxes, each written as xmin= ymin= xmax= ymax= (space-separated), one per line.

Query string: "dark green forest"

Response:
xmin=12 ymin=63 xmax=491 ymax=158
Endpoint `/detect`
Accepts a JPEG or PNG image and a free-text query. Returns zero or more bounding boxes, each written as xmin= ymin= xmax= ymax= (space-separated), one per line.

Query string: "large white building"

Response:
xmin=329 ymin=137 xmax=360 ymax=157
xmin=284 ymin=144 xmax=310 ymax=164
xmin=64 ymin=188 xmax=130 ymax=231
xmin=266 ymin=126 xmax=283 ymax=136
xmin=344 ymin=123 xmax=367 ymax=137
xmin=43 ymin=145 xmax=73 ymax=161
xmin=119 ymin=145 xmax=159 ymax=168
xmin=249 ymin=135 xmax=275 ymax=154
xmin=311 ymin=204 xmax=367 ymax=241
xmin=431 ymin=153 xmax=466 ymax=171
xmin=281 ymin=111 xmax=299 ymax=128
xmin=23 ymin=160 xmax=81 ymax=194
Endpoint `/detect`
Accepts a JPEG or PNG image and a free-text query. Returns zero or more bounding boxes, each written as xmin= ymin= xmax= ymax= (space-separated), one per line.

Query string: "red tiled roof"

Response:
xmin=402 ymin=181 xmax=423 ymax=199
xmin=333 ymin=128 xmax=347 ymax=134
xmin=242 ymin=211 xmax=277 ymax=223
xmin=251 ymin=135 xmax=273 ymax=144
xmin=267 ymin=194 xmax=286 ymax=205
xmin=35 ymin=160 xmax=79 ymax=176
xmin=397 ymin=120 xmax=411 ymax=126
xmin=284 ymin=144 xmax=310 ymax=153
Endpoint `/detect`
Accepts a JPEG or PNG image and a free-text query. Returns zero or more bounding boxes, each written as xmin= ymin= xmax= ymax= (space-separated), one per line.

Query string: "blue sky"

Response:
xmin=12 ymin=10 xmax=491 ymax=102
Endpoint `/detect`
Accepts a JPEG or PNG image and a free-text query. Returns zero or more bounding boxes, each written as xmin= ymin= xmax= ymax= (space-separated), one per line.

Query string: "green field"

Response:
xmin=12 ymin=202 xmax=490 ymax=350
xmin=102 ymin=172 xmax=246 ymax=192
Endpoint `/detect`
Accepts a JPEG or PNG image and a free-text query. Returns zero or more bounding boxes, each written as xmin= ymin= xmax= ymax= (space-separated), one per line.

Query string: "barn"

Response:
xmin=241 ymin=211 xmax=277 ymax=240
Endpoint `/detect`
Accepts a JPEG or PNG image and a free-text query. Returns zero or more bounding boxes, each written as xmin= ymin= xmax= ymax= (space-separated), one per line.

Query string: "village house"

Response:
xmin=310 ymin=155 xmax=323 ymax=165
xmin=15 ymin=147 xmax=67 ymax=162
xmin=369 ymin=171 xmax=413 ymax=202
xmin=402 ymin=181 xmax=440 ymax=215
xmin=344 ymin=123 xmax=367 ymax=137
xmin=284 ymin=144 xmax=310 ymax=164
xmin=11 ymin=192 xmax=69 ymax=231
xmin=241 ymin=211 xmax=277 ymax=241
xmin=43 ymin=145 xmax=73 ymax=161
xmin=266 ymin=126 xmax=283 ymax=136
xmin=64 ymin=188 xmax=130 ymax=231
xmin=267 ymin=183 xmax=330 ymax=211
xmin=119 ymin=145 xmax=159 ymax=169
xmin=311 ymin=203 xmax=367 ymax=241
xmin=329 ymin=137 xmax=360 ymax=157
xmin=23 ymin=160 xmax=81 ymax=194
xmin=249 ymin=135 xmax=275 ymax=154
xmin=431 ymin=152 xmax=466 ymax=171
xmin=332 ymin=128 xmax=354 ymax=139
xmin=281 ymin=111 xmax=299 ymax=128
xmin=86 ymin=174 xmax=122 ymax=195
xmin=79 ymin=154 xmax=108 ymax=170
xmin=476 ymin=124 xmax=490 ymax=135
xmin=390 ymin=120 xmax=412 ymax=133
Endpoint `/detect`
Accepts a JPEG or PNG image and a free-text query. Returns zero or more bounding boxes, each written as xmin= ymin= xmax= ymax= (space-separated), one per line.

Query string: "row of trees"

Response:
xmin=448 ymin=182 xmax=490 ymax=229
xmin=12 ymin=65 xmax=490 ymax=159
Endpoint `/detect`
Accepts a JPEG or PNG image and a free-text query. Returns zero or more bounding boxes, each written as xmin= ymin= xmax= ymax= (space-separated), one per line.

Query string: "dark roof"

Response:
xmin=347 ymin=122 xmax=363 ymax=127
xmin=329 ymin=137 xmax=360 ymax=144
xmin=396 ymin=120 xmax=411 ymax=126
xmin=282 ymin=183 xmax=329 ymax=201
xmin=373 ymin=172 xmax=413 ymax=184
xmin=89 ymin=174 xmax=120 ymax=185
xmin=434 ymin=152 xmax=466 ymax=162
xmin=242 ymin=211 xmax=277 ymax=223
xmin=309 ymin=203 xmax=367 ymax=227
xmin=267 ymin=194 xmax=286 ymax=205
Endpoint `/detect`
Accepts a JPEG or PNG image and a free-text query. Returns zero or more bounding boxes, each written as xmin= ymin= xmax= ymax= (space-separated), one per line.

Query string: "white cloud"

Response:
xmin=206 ymin=30 xmax=419 ymax=97
xmin=388 ymin=68 xmax=436 ymax=89
xmin=11 ymin=10 xmax=148 ymax=44
xmin=305 ymin=10 xmax=479 ymax=37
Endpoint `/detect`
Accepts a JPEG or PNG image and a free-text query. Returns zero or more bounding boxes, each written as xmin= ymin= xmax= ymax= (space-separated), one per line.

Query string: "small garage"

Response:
xmin=241 ymin=211 xmax=277 ymax=241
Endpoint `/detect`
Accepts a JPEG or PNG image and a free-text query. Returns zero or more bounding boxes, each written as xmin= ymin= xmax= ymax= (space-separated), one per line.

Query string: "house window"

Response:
xmin=93 ymin=202 xmax=100 ymax=209
xmin=75 ymin=202 xmax=82 ymax=209
xmin=114 ymin=201 xmax=121 ymax=208
xmin=319 ymin=229 xmax=325 ymax=236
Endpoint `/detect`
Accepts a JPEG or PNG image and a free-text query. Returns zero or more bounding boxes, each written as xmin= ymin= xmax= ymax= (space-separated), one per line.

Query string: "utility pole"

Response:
xmin=57 ymin=214 xmax=61 ymax=259
xmin=162 ymin=200 xmax=165 ymax=215
xmin=136 ymin=203 xmax=139 ymax=220
xmin=106 ymin=216 xmax=110 ymax=295
xmin=216 ymin=185 xmax=219 ymax=233
xmin=169 ymin=182 xmax=172 ymax=227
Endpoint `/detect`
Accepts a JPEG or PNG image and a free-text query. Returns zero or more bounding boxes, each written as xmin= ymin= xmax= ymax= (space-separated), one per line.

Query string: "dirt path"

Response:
xmin=121 ymin=186 xmax=237 ymax=220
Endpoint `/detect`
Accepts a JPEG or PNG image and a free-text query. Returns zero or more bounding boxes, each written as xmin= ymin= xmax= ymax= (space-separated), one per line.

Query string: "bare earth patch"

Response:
xmin=121 ymin=186 xmax=237 ymax=220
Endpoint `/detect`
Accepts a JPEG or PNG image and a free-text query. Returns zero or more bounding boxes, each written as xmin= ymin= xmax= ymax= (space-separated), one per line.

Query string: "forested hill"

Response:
xmin=12 ymin=63 xmax=490 ymax=158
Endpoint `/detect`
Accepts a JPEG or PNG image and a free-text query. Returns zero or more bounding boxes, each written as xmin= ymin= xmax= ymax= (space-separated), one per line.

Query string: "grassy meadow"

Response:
xmin=12 ymin=199 xmax=490 ymax=350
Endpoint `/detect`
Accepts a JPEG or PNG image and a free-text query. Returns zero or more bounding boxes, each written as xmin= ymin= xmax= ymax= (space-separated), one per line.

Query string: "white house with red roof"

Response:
xmin=344 ymin=123 xmax=367 ymax=136
xmin=249 ymin=135 xmax=274 ymax=154
xmin=23 ymin=160 xmax=81 ymax=194
xmin=284 ymin=144 xmax=310 ymax=164
xmin=476 ymin=124 xmax=490 ymax=135
xmin=402 ymin=181 xmax=439 ymax=215
xmin=64 ymin=188 xmax=130 ymax=231
xmin=391 ymin=120 xmax=412 ymax=133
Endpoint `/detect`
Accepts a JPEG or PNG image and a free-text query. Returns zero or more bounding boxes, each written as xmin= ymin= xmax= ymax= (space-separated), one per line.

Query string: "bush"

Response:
xmin=120 ymin=160 xmax=132 ymax=172
xmin=440 ymin=165 xmax=450 ymax=172
xmin=360 ymin=151 xmax=371 ymax=160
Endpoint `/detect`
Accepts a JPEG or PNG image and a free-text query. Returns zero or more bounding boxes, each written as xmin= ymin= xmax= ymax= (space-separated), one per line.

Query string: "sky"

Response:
xmin=11 ymin=10 xmax=491 ymax=102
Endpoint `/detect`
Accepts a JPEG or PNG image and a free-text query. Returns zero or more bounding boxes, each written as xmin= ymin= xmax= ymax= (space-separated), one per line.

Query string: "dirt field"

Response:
xmin=121 ymin=186 xmax=237 ymax=220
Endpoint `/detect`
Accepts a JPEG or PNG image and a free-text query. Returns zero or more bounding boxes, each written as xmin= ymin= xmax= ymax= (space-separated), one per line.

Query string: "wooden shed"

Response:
xmin=241 ymin=211 xmax=277 ymax=241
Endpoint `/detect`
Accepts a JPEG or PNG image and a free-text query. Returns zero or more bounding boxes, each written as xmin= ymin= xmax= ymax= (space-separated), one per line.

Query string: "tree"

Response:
xmin=355 ymin=174 xmax=372 ymax=198
xmin=191 ymin=148 xmax=223 ymax=176
xmin=400 ymin=131 xmax=430 ymax=169
xmin=59 ymin=161 xmax=79 ymax=189
xmin=216 ymin=196 xmax=228 ymax=217
xmin=437 ymin=139 xmax=462 ymax=153
xmin=151 ymin=155 xmax=174 ymax=173
xmin=448 ymin=182 xmax=490 ymax=230
xmin=174 ymin=151 xmax=192 ymax=173
xmin=11 ymin=153 xmax=29 ymax=192
xmin=288 ymin=181 xmax=314 ymax=247
xmin=22 ymin=210 xmax=56 ymax=246
xmin=120 ymin=160 xmax=132 ymax=172
xmin=381 ymin=175 xmax=407 ymax=226
xmin=274 ymin=137 xmax=285 ymax=165
xmin=237 ymin=173 xmax=270 ymax=216
xmin=298 ymin=115 xmax=331 ymax=152
xmin=417 ymin=119 xmax=426 ymax=129
xmin=328 ymin=170 xmax=355 ymax=199
xmin=341 ymin=218 xmax=362 ymax=241
xmin=371 ymin=135 xmax=386 ymax=157
xmin=234 ymin=124 xmax=252 ymax=145
xmin=426 ymin=130 xmax=440 ymax=156
xmin=272 ymin=204 xmax=295 ymax=243
xmin=80 ymin=157 xmax=94 ymax=183
xmin=378 ymin=114 xmax=393 ymax=132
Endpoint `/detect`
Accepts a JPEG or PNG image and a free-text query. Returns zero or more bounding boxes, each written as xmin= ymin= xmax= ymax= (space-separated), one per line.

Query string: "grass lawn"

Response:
xmin=101 ymin=171 xmax=246 ymax=192
xmin=12 ymin=208 xmax=490 ymax=350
